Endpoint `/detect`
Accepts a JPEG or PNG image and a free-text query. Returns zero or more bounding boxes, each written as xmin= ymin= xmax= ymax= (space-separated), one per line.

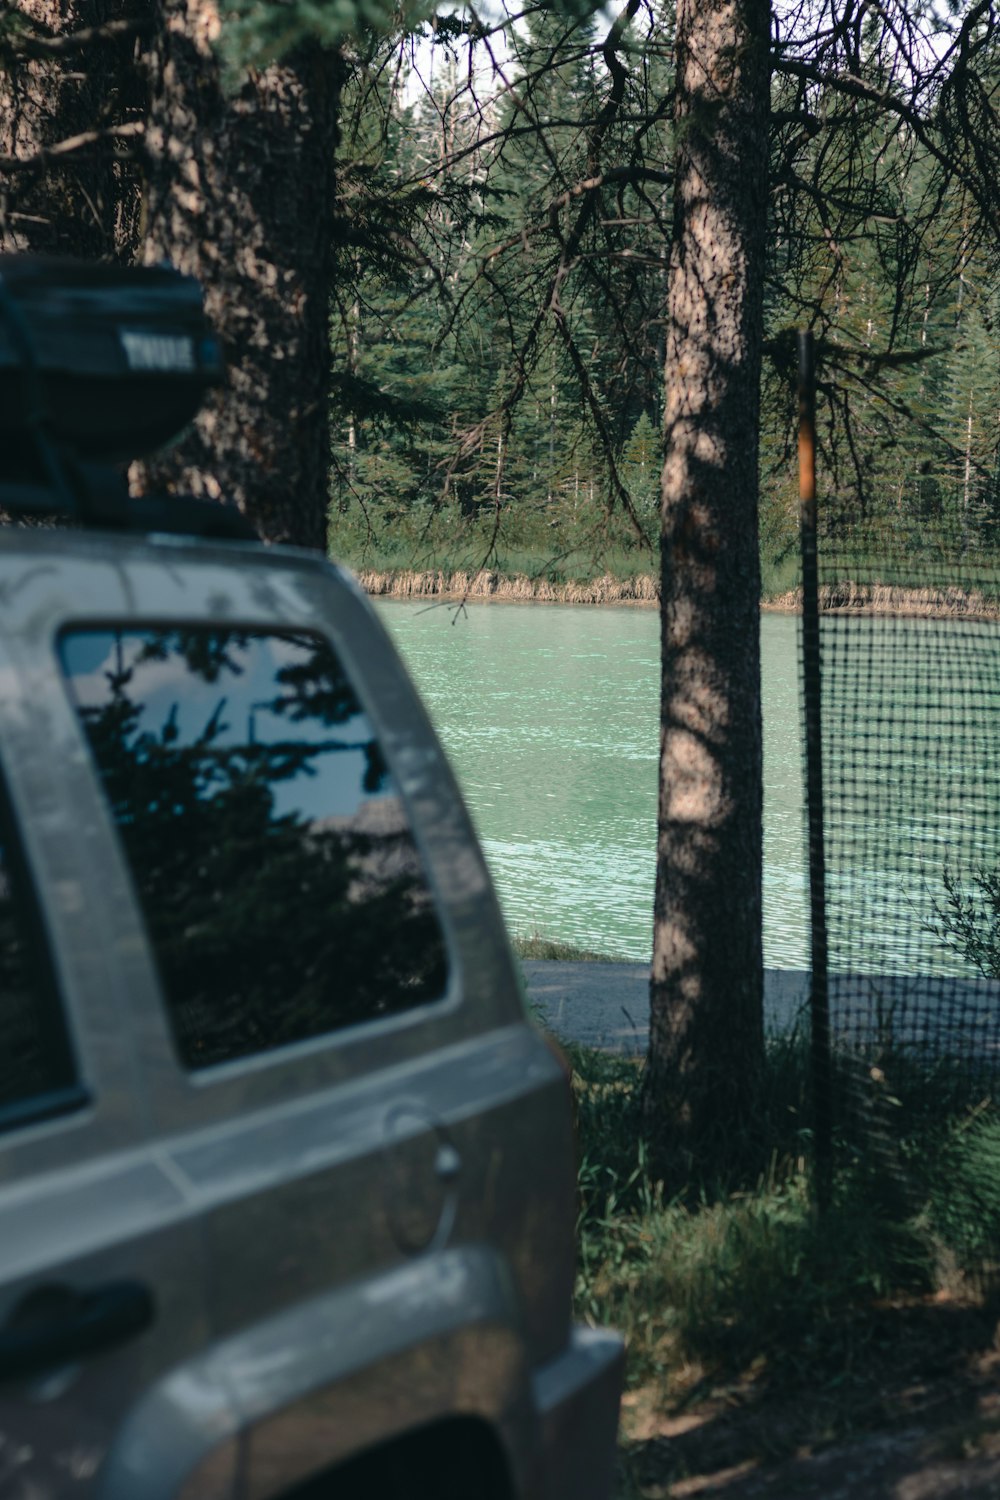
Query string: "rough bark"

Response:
xmin=645 ymin=0 xmax=770 ymax=1180
xmin=135 ymin=0 xmax=344 ymax=549
xmin=0 ymin=0 xmax=147 ymax=260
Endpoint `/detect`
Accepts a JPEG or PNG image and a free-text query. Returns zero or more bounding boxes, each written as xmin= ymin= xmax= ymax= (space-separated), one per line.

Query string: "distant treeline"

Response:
xmin=328 ymin=11 xmax=1000 ymax=588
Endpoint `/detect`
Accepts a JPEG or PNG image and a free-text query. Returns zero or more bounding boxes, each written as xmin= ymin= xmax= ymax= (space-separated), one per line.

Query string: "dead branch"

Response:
xmin=0 ymin=121 xmax=144 ymax=174
xmin=1 ymin=16 xmax=155 ymax=60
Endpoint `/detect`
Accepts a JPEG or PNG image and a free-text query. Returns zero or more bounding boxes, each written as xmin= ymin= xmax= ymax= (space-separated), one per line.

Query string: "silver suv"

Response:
xmin=0 ymin=526 xmax=623 ymax=1500
xmin=0 ymin=259 xmax=623 ymax=1499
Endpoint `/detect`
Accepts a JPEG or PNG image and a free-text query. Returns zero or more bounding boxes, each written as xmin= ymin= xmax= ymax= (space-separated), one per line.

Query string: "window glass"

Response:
xmin=59 ymin=627 xmax=448 ymax=1069
xmin=0 ymin=803 xmax=79 ymax=1125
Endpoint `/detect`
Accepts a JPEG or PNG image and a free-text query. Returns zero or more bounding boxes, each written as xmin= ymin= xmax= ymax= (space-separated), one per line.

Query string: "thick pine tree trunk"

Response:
xmin=136 ymin=0 xmax=344 ymax=548
xmin=645 ymin=0 xmax=770 ymax=1182
xmin=0 ymin=0 xmax=147 ymax=260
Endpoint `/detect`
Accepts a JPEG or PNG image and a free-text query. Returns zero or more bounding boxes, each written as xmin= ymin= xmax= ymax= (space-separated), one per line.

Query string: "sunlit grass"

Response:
xmin=570 ymin=1035 xmax=1000 ymax=1397
xmin=512 ymin=930 xmax=633 ymax=962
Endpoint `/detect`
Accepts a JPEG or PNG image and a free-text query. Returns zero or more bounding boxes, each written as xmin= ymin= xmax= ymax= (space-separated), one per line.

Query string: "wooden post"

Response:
xmin=798 ymin=330 xmax=832 ymax=1213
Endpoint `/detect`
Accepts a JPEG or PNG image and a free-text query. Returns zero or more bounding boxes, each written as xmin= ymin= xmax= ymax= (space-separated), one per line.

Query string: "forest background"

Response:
xmin=4 ymin=0 xmax=999 ymax=597
xmin=325 ymin=3 xmax=1000 ymax=599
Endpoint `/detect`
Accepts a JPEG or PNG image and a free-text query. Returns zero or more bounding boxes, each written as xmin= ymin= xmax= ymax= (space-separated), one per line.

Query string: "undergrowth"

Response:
xmin=569 ymin=1034 xmax=1000 ymax=1395
xmin=512 ymin=930 xmax=631 ymax=962
xmin=329 ymin=502 xmax=656 ymax=587
xmin=330 ymin=499 xmax=808 ymax=601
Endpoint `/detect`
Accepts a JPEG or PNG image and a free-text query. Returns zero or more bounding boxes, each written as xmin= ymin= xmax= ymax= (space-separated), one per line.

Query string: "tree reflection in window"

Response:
xmin=59 ymin=627 xmax=448 ymax=1069
xmin=0 ymin=835 xmax=77 ymax=1118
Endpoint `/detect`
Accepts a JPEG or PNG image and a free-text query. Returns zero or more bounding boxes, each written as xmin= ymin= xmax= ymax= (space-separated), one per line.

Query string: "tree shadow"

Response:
xmin=620 ymin=1296 xmax=1000 ymax=1498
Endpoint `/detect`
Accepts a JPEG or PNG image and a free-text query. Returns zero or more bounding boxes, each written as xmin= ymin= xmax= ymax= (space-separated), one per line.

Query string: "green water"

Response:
xmin=378 ymin=600 xmax=1000 ymax=978
xmin=377 ymin=600 xmax=808 ymax=967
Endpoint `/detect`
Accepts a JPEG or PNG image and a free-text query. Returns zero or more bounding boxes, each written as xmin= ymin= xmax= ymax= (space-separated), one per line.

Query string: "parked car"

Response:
xmin=0 ymin=257 xmax=623 ymax=1498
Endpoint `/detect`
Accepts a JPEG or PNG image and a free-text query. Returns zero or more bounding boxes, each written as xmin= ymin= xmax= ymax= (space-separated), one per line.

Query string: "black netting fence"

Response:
xmin=819 ymin=589 xmax=1000 ymax=1062
xmin=799 ymin=334 xmax=1000 ymax=1245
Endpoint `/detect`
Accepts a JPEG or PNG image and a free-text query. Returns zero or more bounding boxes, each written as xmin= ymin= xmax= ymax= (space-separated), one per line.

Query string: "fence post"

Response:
xmin=798 ymin=329 xmax=832 ymax=1214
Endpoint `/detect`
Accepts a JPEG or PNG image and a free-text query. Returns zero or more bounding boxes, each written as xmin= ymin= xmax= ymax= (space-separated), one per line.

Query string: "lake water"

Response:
xmin=378 ymin=599 xmax=1000 ymax=980
xmin=378 ymin=600 xmax=809 ymax=967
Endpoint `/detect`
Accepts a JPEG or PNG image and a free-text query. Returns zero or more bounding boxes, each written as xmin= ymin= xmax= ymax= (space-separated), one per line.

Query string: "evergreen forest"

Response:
xmin=327 ymin=5 xmax=1000 ymax=595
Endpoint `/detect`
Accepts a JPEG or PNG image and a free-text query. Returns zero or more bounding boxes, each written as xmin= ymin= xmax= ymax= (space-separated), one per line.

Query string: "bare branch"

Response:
xmin=1 ymin=16 xmax=155 ymax=60
xmin=0 ymin=121 xmax=144 ymax=174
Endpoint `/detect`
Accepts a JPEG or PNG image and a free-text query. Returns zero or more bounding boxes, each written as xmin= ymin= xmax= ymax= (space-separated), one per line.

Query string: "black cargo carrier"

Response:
xmin=0 ymin=257 xmax=223 ymax=464
xmin=0 ymin=256 xmax=252 ymax=539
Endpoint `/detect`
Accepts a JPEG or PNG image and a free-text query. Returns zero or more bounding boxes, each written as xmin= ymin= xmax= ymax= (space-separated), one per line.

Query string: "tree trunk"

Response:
xmin=135 ymin=0 xmax=344 ymax=548
xmin=0 ymin=0 xmax=147 ymax=260
xmin=645 ymin=0 xmax=770 ymax=1182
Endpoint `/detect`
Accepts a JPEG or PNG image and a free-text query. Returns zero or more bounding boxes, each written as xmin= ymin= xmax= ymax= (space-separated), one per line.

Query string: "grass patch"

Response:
xmin=329 ymin=505 xmax=658 ymax=591
xmin=760 ymin=548 xmax=800 ymax=602
xmin=512 ymin=930 xmax=634 ymax=962
xmin=570 ymin=1034 xmax=1000 ymax=1406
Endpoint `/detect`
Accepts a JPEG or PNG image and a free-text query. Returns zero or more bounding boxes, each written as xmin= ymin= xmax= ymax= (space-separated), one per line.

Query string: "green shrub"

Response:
xmin=570 ymin=1031 xmax=1000 ymax=1388
xmin=930 ymin=866 xmax=1000 ymax=980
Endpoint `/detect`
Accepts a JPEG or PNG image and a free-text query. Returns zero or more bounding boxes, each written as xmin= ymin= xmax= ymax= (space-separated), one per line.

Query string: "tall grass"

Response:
xmin=329 ymin=501 xmax=658 ymax=590
xmin=570 ymin=1033 xmax=1000 ymax=1392
xmin=512 ymin=931 xmax=630 ymax=962
xmin=330 ymin=464 xmax=1000 ymax=599
xmin=331 ymin=496 xmax=1000 ymax=612
xmin=759 ymin=548 xmax=800 ymax=602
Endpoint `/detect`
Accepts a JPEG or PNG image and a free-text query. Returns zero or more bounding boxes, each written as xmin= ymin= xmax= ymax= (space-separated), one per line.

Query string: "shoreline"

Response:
xmin=356 ymin=567 xmax=660 ymax=607
xmin=356 ymin=567 xmax=1000 ymax=619
xmin=523 ymin=960 xmax=1000 ymax=1055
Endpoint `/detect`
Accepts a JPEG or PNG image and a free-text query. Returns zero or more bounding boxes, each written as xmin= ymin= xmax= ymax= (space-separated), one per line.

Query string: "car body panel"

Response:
xmin=0 ymin=1016 xmax=208 ymax=1499
xmin=99 ymin=1255 xmax=625 ymax=1500
xmin=0 ymin=528 xmax=622 ymax=1499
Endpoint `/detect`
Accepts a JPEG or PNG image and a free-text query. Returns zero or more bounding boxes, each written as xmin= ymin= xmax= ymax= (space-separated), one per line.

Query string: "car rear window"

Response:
xmin=58 ymin=626 xmax=448 ymax=1070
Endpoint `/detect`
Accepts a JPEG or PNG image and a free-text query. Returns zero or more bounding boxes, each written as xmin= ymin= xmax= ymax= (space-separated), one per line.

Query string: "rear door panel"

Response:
xmin=2 ymin=537 xmax=576 ymax=1490
xmin=0 ymin=608 xmax=215 ymax=1499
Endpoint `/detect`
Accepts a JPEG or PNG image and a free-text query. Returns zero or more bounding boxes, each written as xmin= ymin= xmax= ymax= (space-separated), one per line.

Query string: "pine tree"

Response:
xmin=134 ymin=4 xmax=345 ymax=547
xmin=0 ymin=0 xmax=147 ymax=259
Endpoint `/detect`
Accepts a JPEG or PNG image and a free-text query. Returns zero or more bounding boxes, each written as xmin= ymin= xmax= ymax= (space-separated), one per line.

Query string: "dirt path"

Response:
xmin=522 ymin=960 xmax=811 ymax=1052
xmin=522 ymin=961 xmax=1000 ymax=1059
xmin=622 ymin=1400 xmax=1000 ymax=1498
xmin=618 ymin=1300 xmax=1000 ymax=1498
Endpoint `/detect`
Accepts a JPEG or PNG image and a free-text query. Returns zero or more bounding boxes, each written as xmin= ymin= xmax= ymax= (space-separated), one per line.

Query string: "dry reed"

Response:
xmin=355 ymin=568 xmax=661 ymax=605
xmin=764 ymin=583 xmax=1000 ymax=620
xmin=356 ymin=571 xmax=1000 ymax=618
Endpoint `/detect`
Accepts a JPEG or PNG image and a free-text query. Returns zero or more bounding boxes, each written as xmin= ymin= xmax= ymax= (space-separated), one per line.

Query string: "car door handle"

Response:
xmin=0 ymin=1279 xmax=155 ymax=1383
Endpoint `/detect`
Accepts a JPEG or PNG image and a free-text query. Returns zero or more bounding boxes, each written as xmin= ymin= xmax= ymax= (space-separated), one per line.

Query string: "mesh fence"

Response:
xmin=804 ymin=494 xmax=1000 ymax=1192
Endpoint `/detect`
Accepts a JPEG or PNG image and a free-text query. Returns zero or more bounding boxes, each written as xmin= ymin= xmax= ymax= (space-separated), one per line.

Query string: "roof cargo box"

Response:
xmin=0 ymin=257 xmax=223 ymax=465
